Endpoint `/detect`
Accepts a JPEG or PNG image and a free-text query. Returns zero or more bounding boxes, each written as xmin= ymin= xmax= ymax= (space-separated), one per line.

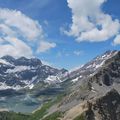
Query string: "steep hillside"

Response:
xmin=41 ymin=50 xmax=120 ymax=120
xmin=62 ymin=89 xmax=120 ymax=120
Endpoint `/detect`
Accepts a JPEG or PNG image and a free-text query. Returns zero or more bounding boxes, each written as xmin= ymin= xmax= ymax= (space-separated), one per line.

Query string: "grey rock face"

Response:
xmin=59 ymin=51 xmax=120 ymax=106
xmin=48 ymin=50 xmax=120 ymax=120
xmin=83 ymin=89 xmax=120 ymax=120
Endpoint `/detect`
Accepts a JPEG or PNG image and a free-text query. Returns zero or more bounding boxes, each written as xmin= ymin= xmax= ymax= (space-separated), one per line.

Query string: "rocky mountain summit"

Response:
xmin=62 ymin=50 xmax=119 ymax=83
xmin=0 ymin=55 xmax=67 ymax=90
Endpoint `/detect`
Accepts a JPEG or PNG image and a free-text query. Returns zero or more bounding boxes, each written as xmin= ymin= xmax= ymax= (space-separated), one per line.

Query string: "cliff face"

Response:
xmin=74 ymin=89 xmax=120 ymax=120
xmin=89 ymin=89 xmax=120 ymax=120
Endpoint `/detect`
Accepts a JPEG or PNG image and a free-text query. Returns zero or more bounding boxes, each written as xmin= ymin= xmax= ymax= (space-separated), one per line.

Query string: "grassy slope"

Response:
xmin=29 ymin=93 xmax=66 ymax=120
xmin=0 ymin=111 xmax=30 ymax=120
xmin=42 ymin=111 xmax=63 ymax=120
xmin=29 ymin=102 xmax=53 ymax=120
xmin=73 ymin=114 xmax=85 ymax=120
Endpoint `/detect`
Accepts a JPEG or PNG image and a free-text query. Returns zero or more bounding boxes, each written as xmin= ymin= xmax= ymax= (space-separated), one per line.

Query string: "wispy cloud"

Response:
xmin=26 ymin=0 xmax=50 ymax=10
xmin=37 ymin=41 xmax=56 ymax=53
xmin=56 ymin=50 xmax=83 ymax=58
xmin=0 ymin=37 xmax=33 ymax=57
xmin=73 ymin=50 xmax=83 ymax=56
xmin=0 ymin=8 xmax=43 ymax=40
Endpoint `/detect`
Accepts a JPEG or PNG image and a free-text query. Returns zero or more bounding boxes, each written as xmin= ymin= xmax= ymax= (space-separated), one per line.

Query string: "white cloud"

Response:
xmin=0 ymin=37 xmax=33 ymax=58
xmin=64 ymin=0 xmax=120 ymax=43
xmin=0 ymin=8 xmax=56 ymax=57
xmin=37 ymin=41 xmax=56 ymax=53
xmin=0 ymin=8 xmax=43 ymax=40
xmin=73 ymin=50 xmax=82 ymax=56
xmin=0 ymin=24 xmax=15 ymax=37
xmin=113 ymin=35 xmax=120 ymax=45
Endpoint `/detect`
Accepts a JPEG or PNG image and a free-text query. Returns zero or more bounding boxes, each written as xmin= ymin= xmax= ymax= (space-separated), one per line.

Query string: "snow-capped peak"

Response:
xmin=0 ymin=59 xmax=13 ymax=66
xmin=66 ymin=50 xmax=119 ymax=83
xmin=0 ymin=55 xmax=64 ymax=90
xmin=45 ymin=75 xmax=62 ymax=84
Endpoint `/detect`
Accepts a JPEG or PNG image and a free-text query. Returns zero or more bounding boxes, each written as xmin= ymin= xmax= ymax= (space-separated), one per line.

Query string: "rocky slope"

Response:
xmin=60 ymin=50 xmax=120 ymax=99
xmin=41 ymin=50 xmax=120 ymax=120
xmin=62 ymin=89 xmax=120 ymax=120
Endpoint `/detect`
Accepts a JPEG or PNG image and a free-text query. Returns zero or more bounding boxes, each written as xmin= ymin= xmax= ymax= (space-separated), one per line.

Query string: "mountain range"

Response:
xmin=0 ymin=55 xmax=68 ymax=90
xmin=0 ymin=50 xmax=120 ymax=120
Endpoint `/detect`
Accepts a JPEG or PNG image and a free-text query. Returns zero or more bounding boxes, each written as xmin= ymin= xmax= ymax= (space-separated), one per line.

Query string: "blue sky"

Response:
xmin=0 ymin=0 xmax=120 ymax=70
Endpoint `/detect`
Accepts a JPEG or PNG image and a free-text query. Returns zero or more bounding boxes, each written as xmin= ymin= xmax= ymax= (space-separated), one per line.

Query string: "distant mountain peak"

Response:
xmin=17 ymin=56 xmax=29 ymax=61
xmin=62 ymin=50 xmax=119 ymax=83
xmin=94 ymin=50 xmax=118 ymax=61
xmin=0 ymin=55 xmax=63 ymax=90
xmin=1 ymin=55 xmax=15 ymax=59
xmin=1 ymin=55 xmax=15 ymax=64
xmin=104 ymin=50 xmax=118 ymax=54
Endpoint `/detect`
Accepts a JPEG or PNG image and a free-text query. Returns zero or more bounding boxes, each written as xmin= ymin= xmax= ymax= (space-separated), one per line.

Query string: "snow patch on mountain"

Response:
xmin=0 ymin=82 xmax=22 ymax=90
xmin=72 ymin=75 xmax=83 ymax=83
xmin=6 ymin=66 xmax=31 ymax=73
xmin=0 ymin=59 xmax=13 ymax=66
xmin=67 ymin=50 xmax=119 ymax=83
xmin=45 ymin=75 xmax=62 ymax=84
xmin=72 ymin=77 xmax=79 ymax=83
xmin=22 ymin=76 xmax=38 ymax=89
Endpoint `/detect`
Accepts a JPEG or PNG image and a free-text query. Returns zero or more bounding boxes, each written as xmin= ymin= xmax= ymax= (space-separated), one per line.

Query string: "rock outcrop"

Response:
xmin=62 ymin=89 xmax=120 ymax=120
